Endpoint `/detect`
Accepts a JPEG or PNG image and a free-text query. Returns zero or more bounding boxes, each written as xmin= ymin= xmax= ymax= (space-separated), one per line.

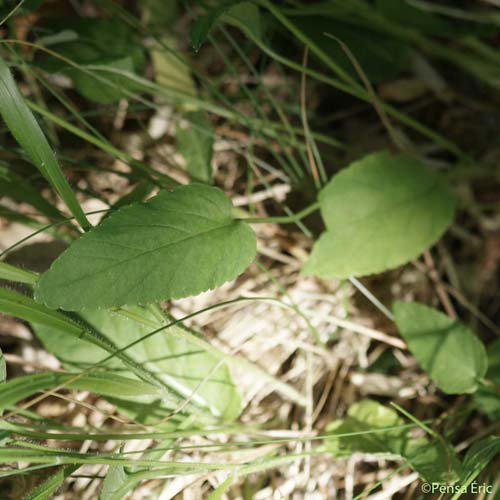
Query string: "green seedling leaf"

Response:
xmin=325 ymin=399 xmax=462 ymax=484
xmin=394 ymin=301 xmax=487 ymax=394
xmin=33 ymin=306 xmax=241 ymax=420
xmin=474 ymin=339 xmax=500 ymax=419
xmin=35 ymin=184 xmax=256 ymax=310
xmin=177 ymin=112 xmax=214 ymax=182
xmin=0 ymin=57 xmax=90 ymax=230
xmin=303 ymin=151 xmax=456 ymax=279
xmin=37 ymin=18 xmax=145 ymax=103
xmin=0 ymin=261 xmax=39 ymax=285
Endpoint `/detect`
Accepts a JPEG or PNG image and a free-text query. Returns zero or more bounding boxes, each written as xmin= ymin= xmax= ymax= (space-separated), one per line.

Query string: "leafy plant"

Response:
xmin=0 ymin=0 xmax=499 ymax=498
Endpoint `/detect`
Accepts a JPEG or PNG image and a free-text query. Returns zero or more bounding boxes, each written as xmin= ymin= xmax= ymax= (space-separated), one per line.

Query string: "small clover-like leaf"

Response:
xmin=303 ymin=151 xmax=456 ymax=279
xmin=35 ymin=184 xmax=256 ymax=310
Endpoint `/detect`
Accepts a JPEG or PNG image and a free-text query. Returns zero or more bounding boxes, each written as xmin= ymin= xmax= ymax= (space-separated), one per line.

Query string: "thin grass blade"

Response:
xmin=0 ymin=57 xmax=91 ymax=230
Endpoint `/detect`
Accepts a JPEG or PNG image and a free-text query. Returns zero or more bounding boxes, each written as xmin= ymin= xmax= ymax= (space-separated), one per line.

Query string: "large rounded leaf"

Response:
xmin=303 ymin=151 xmax=456 ymax=278
xmin=35 ymin=184 xmax=256 ymax=310
xmin=394 ymin=301 xmax=487 ymax=394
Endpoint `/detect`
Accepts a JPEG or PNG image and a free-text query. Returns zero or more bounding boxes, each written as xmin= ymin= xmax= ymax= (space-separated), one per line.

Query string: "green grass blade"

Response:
xmin=0 ymin=261 xmax=39 ymax=284
xmin=0 ymin=371 xmax=163 ymax=411
xmin=0 ymin=57 xmax=91 ymax=231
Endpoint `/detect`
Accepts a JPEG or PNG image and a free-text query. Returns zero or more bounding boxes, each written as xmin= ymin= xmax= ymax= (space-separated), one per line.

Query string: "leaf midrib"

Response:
xmin=40 ymin=217 xmax=240 ymax=290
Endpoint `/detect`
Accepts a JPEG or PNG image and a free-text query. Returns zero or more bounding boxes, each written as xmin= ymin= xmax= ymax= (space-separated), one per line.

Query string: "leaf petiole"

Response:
xmin=238 ymin=200 xmax=320 ymax=224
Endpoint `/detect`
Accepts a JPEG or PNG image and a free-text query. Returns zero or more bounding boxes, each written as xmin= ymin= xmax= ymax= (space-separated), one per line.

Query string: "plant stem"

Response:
xmin=239 ymin=201 xmax=320 ymax=224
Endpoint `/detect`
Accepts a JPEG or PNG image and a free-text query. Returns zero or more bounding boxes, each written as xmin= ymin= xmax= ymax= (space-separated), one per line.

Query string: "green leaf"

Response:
xmin=70 ymin=57 xmax=139 ymax=104
xmin=35 ymin=184 xmax=256 ymax=310
xmin=37 ymin=18 xmax=145 ymax=103
xmin=190 ymin=1 xmax=253 ymax=51
xmin=177 ymin=112 xmax=214 ymax=182
xmin=0 ymin=261 xmax=39 ymax=285
xmin=223 ymin=2 xmax=261 ymax=40
xmin=303 ymin=151 xmax=456 ymax=279
xmin=394 ymin=301 xmax=487 ymax=394
xmin=0 ymin=371 xmax=162 ymax=412
xmin=100 ymin=465 xmax=129 ymax=500
xmin=325 ymin=399 xmax=462 ymax=484
xmin=0 ymin=57 xmax=90 ymax=230
xmin=33 ymin=306 xmax=241 ymax=420
xmin=0 ymin=288 xmax=179 ymax=400
xmin=25 ymin=466 xmax=79 ymax=500
xmin=474 ymin=339 xmax=500 ymax=419
xmin=326 ymin=399 xmax=406 ymax=455
xmin=151 ymin=38 xmax=197 ymax=97
xmin=460 ymin=436 xmax=500 ymax=485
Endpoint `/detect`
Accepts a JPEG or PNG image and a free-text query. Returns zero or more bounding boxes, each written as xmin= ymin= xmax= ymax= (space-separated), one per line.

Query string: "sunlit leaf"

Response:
xmin=394 ymin=301 xmax=487 ymax=394
xmin=303 ymin=151 xmax=456 ymax=279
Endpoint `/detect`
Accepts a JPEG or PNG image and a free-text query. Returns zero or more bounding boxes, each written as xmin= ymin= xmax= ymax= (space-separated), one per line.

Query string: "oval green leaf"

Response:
xmin=394 ymin=301 xmax=487 ymax=394
xmin=35 ymin=184 xmax=256 ymax=310
xmin=303 ymin=151 xmax=456 ymax=279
